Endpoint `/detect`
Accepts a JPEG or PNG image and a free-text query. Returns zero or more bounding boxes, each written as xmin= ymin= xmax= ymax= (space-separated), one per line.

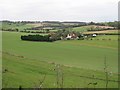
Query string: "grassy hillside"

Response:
xmin=57 ymin=38 xmax=118 ymax=50
xmin=3 ymin=52 xmax=118 ymax=88
xmin=2 ymin=22 xmax=34 ymax=31
xmin=2 ymin=32 xmax=118 ymax=72
xmin=72 ymin=26 xmax=92 ymax=32
xmin=2 ymin=31 xmax=118 ymax=88
xmin=92 ymin=35 xmax=118 ymax=40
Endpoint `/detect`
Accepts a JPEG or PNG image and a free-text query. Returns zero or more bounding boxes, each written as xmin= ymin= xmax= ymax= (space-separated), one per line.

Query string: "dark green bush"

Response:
xmin=21 ymin=35 xmax=60 ymax=42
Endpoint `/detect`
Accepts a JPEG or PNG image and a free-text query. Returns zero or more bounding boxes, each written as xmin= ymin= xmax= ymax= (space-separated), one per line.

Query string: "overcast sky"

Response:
xmin=0 ymin=0 xmax=119 ymax=22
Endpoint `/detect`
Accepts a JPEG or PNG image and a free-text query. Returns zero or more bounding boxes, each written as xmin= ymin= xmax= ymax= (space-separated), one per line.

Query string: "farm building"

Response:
xmin=66 ymin=33 xmax=79 ymax=39
xmin=92 ymin=34 xmax=97 ymax=37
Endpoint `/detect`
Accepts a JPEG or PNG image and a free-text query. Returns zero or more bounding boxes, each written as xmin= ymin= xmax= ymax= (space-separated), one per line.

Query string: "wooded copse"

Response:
xmin=21 ymin=34 xmax=61 ymax=42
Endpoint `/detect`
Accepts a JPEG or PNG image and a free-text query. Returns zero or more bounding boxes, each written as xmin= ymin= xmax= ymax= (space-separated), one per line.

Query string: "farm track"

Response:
xmin=2 ymin=51 xmax=119 ymax=83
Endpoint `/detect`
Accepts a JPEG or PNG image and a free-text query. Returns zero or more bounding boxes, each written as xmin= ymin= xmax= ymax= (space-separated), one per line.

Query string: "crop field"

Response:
xmin=83 ymin=30 xmax=118 ymax=34
xmin=72 ymin=25 xmax=117 ymax=34
xmin=26 ymin=23 xmax=43 ymax=27
xmin=2 ymin=31 xmax=119 ymax=88
xmin=20 ymin=32 xmax=48 ymax=36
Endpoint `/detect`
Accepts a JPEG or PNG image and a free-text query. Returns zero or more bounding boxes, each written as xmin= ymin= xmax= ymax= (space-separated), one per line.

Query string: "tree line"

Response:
xmin=21 ymin=35 xmax=60 ymax=42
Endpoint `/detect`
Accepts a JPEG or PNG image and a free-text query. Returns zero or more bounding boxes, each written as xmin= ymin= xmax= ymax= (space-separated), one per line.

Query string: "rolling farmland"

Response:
xmin=2 ymin=31 xmax=118 ymax=88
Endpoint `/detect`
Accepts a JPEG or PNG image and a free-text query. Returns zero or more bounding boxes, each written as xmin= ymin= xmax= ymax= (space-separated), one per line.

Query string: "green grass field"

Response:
xmin=93 ymin=35 xmax=118 ymax=40
xmin=2 ymin=22 xmax=34 ymax=31
xmin=72 ymin=26 xmax=91 ymax=32
xmin=2 ymin=31 xmax=118 ymax=88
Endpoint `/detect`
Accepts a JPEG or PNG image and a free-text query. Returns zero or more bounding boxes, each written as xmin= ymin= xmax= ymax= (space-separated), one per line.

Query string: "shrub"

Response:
xmin=108 ymin=38 xmax=111 ymax=40
xmin=102 ymin=39 xmax=106 ymax=40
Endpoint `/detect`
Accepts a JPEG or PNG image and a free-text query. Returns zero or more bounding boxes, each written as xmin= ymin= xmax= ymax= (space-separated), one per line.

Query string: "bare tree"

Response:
xmin=104 ymin=56 xmax=109 ymax=89
xmin=34 ymin=74 xmax=46 ymax=89
xmin=55 ymin=64 xmax=64 ymax=88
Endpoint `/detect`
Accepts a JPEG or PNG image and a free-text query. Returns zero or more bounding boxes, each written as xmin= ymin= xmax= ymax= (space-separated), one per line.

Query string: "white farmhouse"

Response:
xmin=66 ymin=34 xmax=72 ymax=39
